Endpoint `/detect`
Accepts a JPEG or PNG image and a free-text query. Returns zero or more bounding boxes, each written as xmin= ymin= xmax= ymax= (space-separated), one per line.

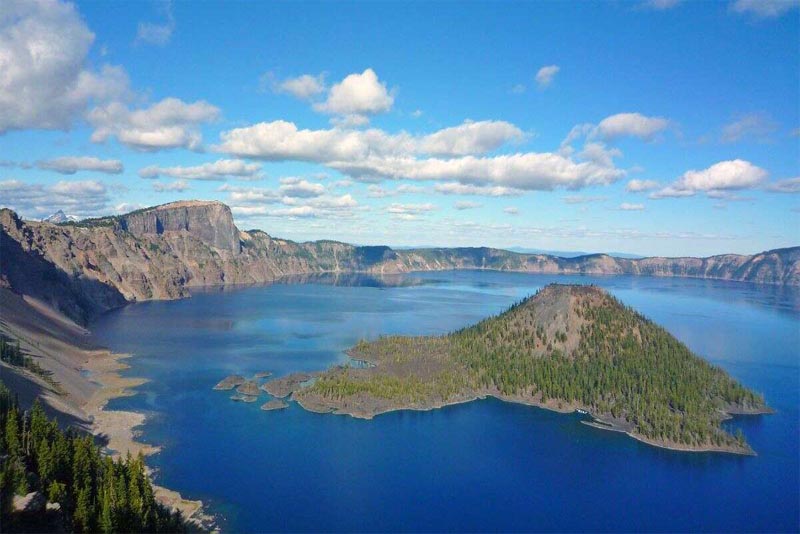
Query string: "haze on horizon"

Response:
xmin=0 ymin=0 xmax=798 ymax=257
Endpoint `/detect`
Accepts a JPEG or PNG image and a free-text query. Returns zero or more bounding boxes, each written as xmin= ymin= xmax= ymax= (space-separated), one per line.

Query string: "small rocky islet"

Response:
xmin=236 ymin=380 xmax=260 ymax=396
xmin=260 ymin=399 xmax=289 ymax=411
xmin=213 ymin=375 xmax=246 ymax=390
xmin=213 ymin=372 xmax=294 ymax=410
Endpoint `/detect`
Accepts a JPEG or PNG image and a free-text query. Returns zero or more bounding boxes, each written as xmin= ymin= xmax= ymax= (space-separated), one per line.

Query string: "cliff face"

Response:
xmin=376 ymin=247 xmax=800 ymax=286
xmin=118 ymin=201 xmax=241 ymax=254
xmin=1 ymin=201 xmax=797 ymax=324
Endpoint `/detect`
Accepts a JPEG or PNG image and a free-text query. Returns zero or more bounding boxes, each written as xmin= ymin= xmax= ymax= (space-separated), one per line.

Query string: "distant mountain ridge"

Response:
xmin=506 ymin=246 xmax=643 ymax=259
xmin=1 ymin=200 xmax=797 ymax=324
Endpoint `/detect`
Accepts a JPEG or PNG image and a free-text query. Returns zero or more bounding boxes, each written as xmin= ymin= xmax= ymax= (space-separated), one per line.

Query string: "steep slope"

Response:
xmin=1 ymin=201 xmax=797 ymax=325
xmin=293 ymin=285 xmax=770 ymax=454
xmin=0 ymin=203 xmax=406 ymax=323
xmin=382 ymin=246 xmax=800 ymax=285
xmin=118 ymin=200 xmax=241 ymax=253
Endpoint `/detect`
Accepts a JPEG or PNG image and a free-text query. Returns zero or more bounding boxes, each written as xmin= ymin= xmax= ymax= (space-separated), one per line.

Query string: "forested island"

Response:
xmin=285 ymin=284 xmax=770 ymax=454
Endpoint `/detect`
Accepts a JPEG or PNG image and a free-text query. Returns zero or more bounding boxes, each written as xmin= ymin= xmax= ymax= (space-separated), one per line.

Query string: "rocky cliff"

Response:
xmin=1 ymin=201 xmax=797 ymax=324
xmin=382 ymin=247 xmax=800 ymax=286
xmin=118 ymin=201 xmax=241 ymax=254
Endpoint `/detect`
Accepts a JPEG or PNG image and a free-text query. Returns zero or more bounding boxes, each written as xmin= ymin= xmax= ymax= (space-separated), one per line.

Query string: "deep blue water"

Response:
xmin=90 ymin=272 xmax=800 ymax=532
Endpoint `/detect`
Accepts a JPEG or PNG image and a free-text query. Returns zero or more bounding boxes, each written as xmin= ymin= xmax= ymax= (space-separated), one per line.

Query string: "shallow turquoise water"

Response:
xmin=91 ymin=272 xmax=800 ymax=532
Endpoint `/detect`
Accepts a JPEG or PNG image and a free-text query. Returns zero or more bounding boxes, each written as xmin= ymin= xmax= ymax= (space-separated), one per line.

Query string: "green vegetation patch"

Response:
xmin=0 ymin=383 xmax=186 ymax=532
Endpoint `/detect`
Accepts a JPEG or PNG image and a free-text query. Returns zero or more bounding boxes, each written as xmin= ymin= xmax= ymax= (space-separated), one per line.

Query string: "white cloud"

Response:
xmin=313 ymin=69 xmax=394 ymax=119
xmin=563 ymin=195 xmax=607 ymax=204
xmin=578 ymin=142 xmax=622 ymax=168
xmin=292 ymin=193 xmax=358 ymax=210
xmin=153 ymin=180 xmax=190 ymax=192
xmin=705 ymin=190 xmax=752 ymax=201
xmin=675 ymin=159 xmax=767 ymax=190
xmin=367 ymin=185 xmax=393 ymax=198
xmin=387 ymin=203 xmax=437 ymax=215
xmin=136 ymin=22 xmax=173 ymax=46
xmin=329 ymin=153 xmax=625 ymax=191
xmin=278 ymin=177 xmax=326 ymax=198
xmin=651 ymin=159 xmax=768 ymax=198
xmin=0 ymin=179 xmax=109 ymax=217
xmin=595 ymin=113 xmax=670 ymax=140
xmin=215 ymin=120 xmax=409 ymax=161
xmin=648 ymin=186 xmax=696 ymax=199
xmin=216 ymin=118 xmax=625 ymax=193
xmin=139 ymin=159 xmax=261 ymax=180
xmin=214 ymin=119 xmax=524 ymax=161
xmin=272 ymin=73 xmax=326 ymax=100
xmin=37 ymin=156 xmax=123 ymax=175
xmin=114 ymin=202 xmax=145 ymax=214
xmin=721 ymin=112 xmax=778 ymax=143
xmin=535 ymin=65 xmax=560 ymax=88
xmin=626 ymin=179 xmax=660 ymax=192
xmin=135 ymin=2 xmax=175 ymax=46
xmin=222 ymin=183 xmax=359 ymax=220
xmin=731 ymin=0 xmax=799 ymax=18
xmin=454 ymin=201 xmax=482 ymax=210
xmin=218 ymin=184 xmax=280 ymax=204
xmin=559 ymin=113 xmax=670 ymax=164
xmin=367 ymin=184 xmax=425 ymax=198
xmin=89 ymin=98 xmax=220 ymax=151
xmin=765 ymin=177 xmax=800 ymax=194
xmin=503 ymin=207 xmax=519 ymax=215
xmin=510 ymin=84 xmax=527 ymax=94
xmin=233 ymin=205 xmax=318 ymax=219
xmin=434 ymin=182 xmax=523 ymax=197
xmin=0 ymin=0 xmax=130 ymax=133
xmin=419 ymin=120 xmax=524 ymax=156
xmin=619 ymin=202 xmax=645 ymax=211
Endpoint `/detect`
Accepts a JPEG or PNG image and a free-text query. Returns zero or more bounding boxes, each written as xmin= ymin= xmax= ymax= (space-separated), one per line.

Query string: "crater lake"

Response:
xmin=90 ymin=272 xmax=800 ymax=532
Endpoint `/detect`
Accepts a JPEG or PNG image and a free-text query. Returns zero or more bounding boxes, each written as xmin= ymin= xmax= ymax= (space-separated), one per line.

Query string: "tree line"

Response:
xmin=0 ymin=381 xmax=186 ymax=532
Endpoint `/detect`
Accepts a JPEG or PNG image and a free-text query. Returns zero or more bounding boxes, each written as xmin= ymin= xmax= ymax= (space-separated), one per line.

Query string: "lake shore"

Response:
xmin=81 ymin=350 xmax=217 ymax=529
xmin=293 ymin=385 xmax=759 ymax=456
xmin=0 ymin=289 xmax=215 ymax=530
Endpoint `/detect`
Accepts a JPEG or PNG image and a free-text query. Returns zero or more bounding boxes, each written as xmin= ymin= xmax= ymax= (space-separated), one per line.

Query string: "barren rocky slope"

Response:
xmin=1 ymin=200 xmax=797 ymax=325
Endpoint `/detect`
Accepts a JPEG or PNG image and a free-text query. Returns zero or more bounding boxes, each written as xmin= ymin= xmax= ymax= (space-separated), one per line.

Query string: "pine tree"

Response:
xmin=5 ymin=406 xmax=20 ymax=458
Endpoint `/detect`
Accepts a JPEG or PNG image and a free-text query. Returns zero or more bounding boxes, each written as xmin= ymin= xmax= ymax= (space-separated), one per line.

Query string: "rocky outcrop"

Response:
xmin=213 ymin=375 xmax=246 ymax=391
xmin=1 ymin=201 xmax=797 ymax=325
xmin=118 ymin=201 xmax=240 ymax=254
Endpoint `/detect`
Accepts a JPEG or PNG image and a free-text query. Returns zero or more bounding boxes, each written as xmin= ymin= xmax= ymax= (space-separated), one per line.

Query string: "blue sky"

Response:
xmin=1 ymin=0 xmax=798 ymax=256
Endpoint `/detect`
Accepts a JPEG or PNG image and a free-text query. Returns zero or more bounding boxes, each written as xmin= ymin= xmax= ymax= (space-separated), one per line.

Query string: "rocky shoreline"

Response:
xmin=0 ymin=289 xmax=217 ymax=531
xmin=81 ymin=351 xmax=218 ymax=530
xmin=293 ymin=386 xmax=761 ymax=456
